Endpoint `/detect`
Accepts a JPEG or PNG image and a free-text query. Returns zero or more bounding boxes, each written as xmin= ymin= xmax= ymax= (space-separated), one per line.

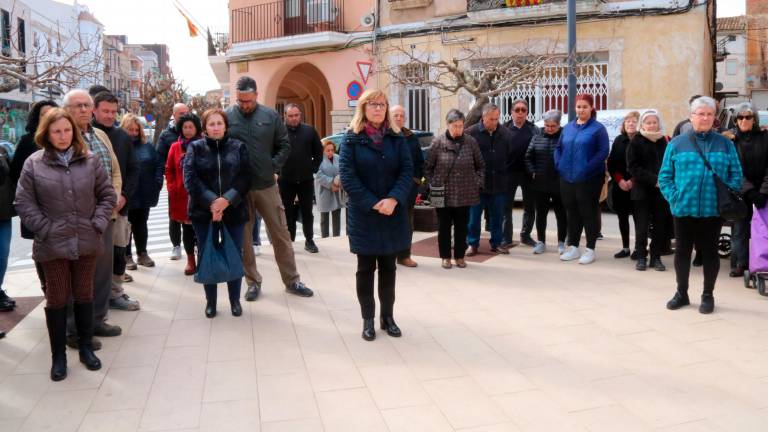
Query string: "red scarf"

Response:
xmin=364 ymin=121 xmax=387 ymax=147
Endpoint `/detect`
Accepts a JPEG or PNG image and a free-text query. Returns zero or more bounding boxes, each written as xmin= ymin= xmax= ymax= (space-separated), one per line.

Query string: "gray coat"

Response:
xmin=14 ymin=149 xmax=116 ymax=262
xmin=315 ymin=154 xmax=344 ymax=212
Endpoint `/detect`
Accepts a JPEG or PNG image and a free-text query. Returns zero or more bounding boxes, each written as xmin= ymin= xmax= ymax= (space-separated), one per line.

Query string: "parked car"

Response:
xmin=322 ymin=130 xmax=434 ymax=156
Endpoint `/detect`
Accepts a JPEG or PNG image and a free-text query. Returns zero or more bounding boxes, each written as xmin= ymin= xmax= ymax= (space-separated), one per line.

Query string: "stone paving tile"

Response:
xmin=0 ymin=227 xmax=767 ymax=431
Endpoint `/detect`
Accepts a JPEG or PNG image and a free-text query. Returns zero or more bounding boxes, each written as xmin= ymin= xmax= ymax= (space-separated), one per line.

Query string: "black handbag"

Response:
xmin=688 ymin=134 xmax=747 ymax=221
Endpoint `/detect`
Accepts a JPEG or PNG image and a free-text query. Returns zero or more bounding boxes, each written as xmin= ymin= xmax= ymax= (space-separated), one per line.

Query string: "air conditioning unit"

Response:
xmin=306 ymin=0 xmax=339 ymax=24
xmin=360 ymin=12 xmax=375 ymax=27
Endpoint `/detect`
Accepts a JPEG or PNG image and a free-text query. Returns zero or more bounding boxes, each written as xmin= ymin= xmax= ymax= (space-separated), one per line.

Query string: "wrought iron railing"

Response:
xmin=231 ymin=0 xmax=345 ymax=44
xmin=468 ymin=0 xmax=566 ymax=12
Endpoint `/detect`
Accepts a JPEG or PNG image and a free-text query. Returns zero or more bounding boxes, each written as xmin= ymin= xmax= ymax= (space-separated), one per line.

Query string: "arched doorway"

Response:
xmin=276 ymin=63 xmax=332 ymax=137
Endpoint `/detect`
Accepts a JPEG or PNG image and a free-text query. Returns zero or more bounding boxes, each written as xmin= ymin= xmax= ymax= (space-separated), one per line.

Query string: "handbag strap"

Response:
xmin=688 ymin=133 xmax=719 ymax=179
xmin=439 ymin=141 xmax=461 ymax=185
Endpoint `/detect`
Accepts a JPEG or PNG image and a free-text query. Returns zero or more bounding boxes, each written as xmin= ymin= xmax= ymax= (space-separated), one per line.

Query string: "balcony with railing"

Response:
xmin=467 ymin=0 xmax=600 ymax=23
xmin=231 ymin=0 xmax=345 ymax=44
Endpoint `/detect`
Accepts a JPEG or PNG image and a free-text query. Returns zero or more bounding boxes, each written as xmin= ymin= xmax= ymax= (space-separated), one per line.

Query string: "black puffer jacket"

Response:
xmin=524 ymin=128 xmax=561 ymax=194
xmin=156 ymin=124 xmax=179 ymax=166
xmin=627 ymin=133 xmax=668 ymax=201
xmin=733 ymin=128 xmax=768 ymax=203
xmin=505 ymin=120 xmax=539 ymax=174
xmin=183 ymin=135 xmax=251 ymax=225
xmin=465 ymin=122 xmax=514 ymax=194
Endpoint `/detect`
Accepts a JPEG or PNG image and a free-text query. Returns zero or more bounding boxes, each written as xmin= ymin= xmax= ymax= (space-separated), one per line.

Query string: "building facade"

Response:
xmin=212 ymin=0 xmax=715 ymax=136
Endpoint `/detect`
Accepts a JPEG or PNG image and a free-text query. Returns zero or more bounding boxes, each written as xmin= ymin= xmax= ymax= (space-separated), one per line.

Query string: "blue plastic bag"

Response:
xmin=194 ymin=222 xmax=245 ymax=285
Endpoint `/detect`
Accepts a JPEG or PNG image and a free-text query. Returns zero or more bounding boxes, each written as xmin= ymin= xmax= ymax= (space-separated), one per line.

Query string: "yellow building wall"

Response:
xmin=375 ymin=6 xmax=713 ymax=130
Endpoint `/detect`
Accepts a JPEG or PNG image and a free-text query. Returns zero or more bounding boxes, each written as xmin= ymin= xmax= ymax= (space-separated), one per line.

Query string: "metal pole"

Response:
xmin=567 ymin=0 xmax=577 ymax=122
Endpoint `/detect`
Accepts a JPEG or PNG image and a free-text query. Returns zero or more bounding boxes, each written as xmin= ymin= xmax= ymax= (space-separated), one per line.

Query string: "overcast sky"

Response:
xmin=71 ymin=0 xmax=745 ymax=95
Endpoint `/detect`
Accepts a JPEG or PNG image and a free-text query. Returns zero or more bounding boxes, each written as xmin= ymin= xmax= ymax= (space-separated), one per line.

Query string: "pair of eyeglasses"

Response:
xmin=514 ymin=108 xmax=528 ymax=113
xmin=736 ymin=115 xmax=754 ymax=121
xmin=367 ymin=102 xmax=387 ymax=110
xmin=69 ymin=103 xmax=93 ymax=111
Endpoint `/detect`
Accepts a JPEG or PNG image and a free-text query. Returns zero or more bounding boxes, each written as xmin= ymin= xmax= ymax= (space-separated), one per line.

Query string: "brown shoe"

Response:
xmin=184 ymin=255 xmax=197 ymax=276
xmin=441 ymin=259 xmax=452 ymax=269
xmin=455 ymin=258 xmax=467 ymax=268
xmin=125 ymin=255 xmax=138 ymax=270
xmin=491 ymin=245 xmax=510 ymax=255
xmin=466 ymin=246 xmax=478 ymax=257
xmin=121 ymin=273 xmax=133 ymax=283
xmin=137 ymin=253 xmax=155 ymax=268
xmin=397 ymin=257 xmax=418 ymax=268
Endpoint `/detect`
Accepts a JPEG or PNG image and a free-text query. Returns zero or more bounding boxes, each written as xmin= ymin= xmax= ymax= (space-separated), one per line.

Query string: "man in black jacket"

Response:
xmin=504 ymin=99 xmax=539 ymax=247
xmin=279 ymin=103 xmax=323 ymax=253
xmin=465 ymin=104 xmax=514 ymax=255
xmin=91 ymin=91 xmax=140 ymax=314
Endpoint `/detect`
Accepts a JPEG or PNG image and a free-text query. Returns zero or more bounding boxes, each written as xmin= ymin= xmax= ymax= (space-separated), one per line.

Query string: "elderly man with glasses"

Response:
xmin=226 ymin=76 xmax=314 ymax=301
xmin=61 ymin=89 xmax=123 ymax=349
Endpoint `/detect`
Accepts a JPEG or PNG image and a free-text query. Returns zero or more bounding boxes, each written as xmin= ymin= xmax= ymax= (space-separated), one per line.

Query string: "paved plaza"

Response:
xmin=0 ymin=220 xmax=767 ymax=432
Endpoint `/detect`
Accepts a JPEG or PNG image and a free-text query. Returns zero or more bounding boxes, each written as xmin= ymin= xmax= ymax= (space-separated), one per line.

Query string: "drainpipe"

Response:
xmin=373 ymin=0 xmax=380 ymax=88
xmin=567 ymin=0 xmax=576 ymax=121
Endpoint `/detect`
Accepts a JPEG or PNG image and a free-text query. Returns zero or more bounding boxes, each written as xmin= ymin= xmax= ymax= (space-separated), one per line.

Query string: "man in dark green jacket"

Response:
xmin=226 ymin=76 xmax=314 ymax=300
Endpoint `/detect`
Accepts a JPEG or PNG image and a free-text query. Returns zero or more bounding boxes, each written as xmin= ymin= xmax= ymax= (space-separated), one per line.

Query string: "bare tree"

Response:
xmin=189 ymin=93 xmax=222 ymax=115
xmin=142 ymin=71 xmax=185 ymax=145
xmin=0 ymin=2 xmax=103 ymax=95
xmin=384 ymin=42 xmax=562 ymax=126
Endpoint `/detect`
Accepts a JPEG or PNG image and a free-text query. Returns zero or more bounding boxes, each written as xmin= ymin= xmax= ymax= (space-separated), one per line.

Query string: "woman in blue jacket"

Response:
xmin=554 ymin=94 xmax=609 ymax=265
xmin=659 ymin=96 xmax=742 ymax=314
xmin=340 ymin=89 xmax=413 ymax=341
xmin=183 ymin=108 xmax=251 ymax=318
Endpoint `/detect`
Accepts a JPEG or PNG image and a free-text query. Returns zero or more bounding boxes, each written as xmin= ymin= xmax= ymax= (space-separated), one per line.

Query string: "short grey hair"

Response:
xmin=284 ymin=103 xmax=301 ymax=113
xmin=542 ymin=110 xmax=562 ymax=124
xmin=690 ymin=96 xmax=717 ymax=114
xmin=734 ymin=102 xmax=757 ymax=116
xmin=62 ymin=89 xmax=92 ymax=107
xmin=172 ymin=103 xmax=189 ymax=115
xmin=482 ymin=103 xmax=500 ymax=116
xmin=512 ymin=99 xmax=529 ymax=109
xmin=445 ymin=109 xmax=465 ymax=125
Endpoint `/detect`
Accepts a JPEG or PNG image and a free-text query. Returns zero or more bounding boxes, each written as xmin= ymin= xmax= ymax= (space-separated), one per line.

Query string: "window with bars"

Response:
xmin=399 ymin=63 xmax=431 ymax=131
xmin=1 ymin=10 xmax=10 ymax=57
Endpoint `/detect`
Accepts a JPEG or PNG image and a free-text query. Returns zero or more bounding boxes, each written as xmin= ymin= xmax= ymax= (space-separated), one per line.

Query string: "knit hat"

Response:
xmin=639 ymin=109 xmax=665 ymax=134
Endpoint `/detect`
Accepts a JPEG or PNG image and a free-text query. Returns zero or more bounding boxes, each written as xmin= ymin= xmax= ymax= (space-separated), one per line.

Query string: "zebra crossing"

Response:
xmin=8 ymin=189 xmax=320 ymax=270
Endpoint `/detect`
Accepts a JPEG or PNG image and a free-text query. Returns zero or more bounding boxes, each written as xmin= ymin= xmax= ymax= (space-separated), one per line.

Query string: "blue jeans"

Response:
xmin=192 ymin=221 xmax=245 ymax=305
xmin=0 ymin=219 xmax=11 ymax=290
xmin=731 ymin=213 xmax=750 ymax=269
xmin=468 ymin=193 xmax=507 ymax=249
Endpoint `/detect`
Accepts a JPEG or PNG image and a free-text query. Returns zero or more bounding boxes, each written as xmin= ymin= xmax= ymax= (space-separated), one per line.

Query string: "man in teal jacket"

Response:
xmin=659 ymin=96 xmax=743 ymax=314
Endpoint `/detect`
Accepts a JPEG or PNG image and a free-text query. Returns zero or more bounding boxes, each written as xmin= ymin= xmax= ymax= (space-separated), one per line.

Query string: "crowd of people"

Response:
xmin=0 ymin=74 xmax=762 ymax=378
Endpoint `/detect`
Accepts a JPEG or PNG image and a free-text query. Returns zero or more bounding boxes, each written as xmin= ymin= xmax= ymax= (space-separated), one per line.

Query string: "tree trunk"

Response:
xmin=153 ymin=114 xmax=170 ymax=146
xmin=465 ymin=96 xmax=489 ymax=128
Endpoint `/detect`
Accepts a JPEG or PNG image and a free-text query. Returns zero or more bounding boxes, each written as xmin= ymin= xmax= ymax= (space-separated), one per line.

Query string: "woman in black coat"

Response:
xmin=184 ymin=108 xmax=251 ymax=318
xmin=121 ymin=114 xmax=163 ymax=269
xmin=607 ymin=111 xmax=639 ymax=259
xmin=524 ymin=109 xmax=567 ymax=255
xmin=627 ymin=110 xmax=671 ymax=272
xmin=725 ymin=102 xmax=768 ymax=277
xmin=340 ymin=89 xmax=413 ymax=342
xmin=9 ymin=99 xmax=58 ymax=296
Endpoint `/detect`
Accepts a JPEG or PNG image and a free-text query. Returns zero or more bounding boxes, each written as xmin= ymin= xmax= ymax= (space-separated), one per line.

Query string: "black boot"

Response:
xmin=651 ymin=257 xmax=666 ymax=272
xmin=362 ymin=319 xmax=375 ymax=341
xmin=692 ymin=253 xmax=703 ymax=267
xmin=45 ymin=307 xmax=68 ymax=381
xmin=666 ymin=291 xmax=690 ymax=310
xmin=635 ymin=257 xmax=647 ymax=271
xmin=73 ymin=303 xmax=102 ymax=371
xmin=380 ymin=316 xmax=402 ymax=337
xmin=699 ymin=294 xmax=715 ymax=314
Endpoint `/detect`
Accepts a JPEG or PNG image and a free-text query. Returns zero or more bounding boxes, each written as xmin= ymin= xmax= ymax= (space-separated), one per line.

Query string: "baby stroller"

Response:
xmin=744 ymin=205 xmax=768 ymax=296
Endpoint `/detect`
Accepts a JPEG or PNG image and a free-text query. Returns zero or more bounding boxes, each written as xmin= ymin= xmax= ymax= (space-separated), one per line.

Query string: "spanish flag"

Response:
xmin=174 ymin=3 xmax=200 ymax=37
xmin=506 ymin=0 xmax=542 ymax=6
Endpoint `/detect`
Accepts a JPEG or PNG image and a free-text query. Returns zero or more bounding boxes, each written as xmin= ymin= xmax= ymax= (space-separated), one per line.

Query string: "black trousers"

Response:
xmin=533 ymin=190 xmax=567 ymax=244
xmin=504 ymin=175 xmax=535 ymax=243
xmin=356 ymin=254 xmax=396 ymax=319
xmin=172 ymin=223 xmax=196 ymax=256
xmin=560 ymin=177 xmax=603 ymax=249
xmin=320 ymin=209 xmax=341 ymax=237
xmin=279 ymin=179 xmax=315 ymax=242
xmin=633 ymin=191 xmax=670 ymax=259
xmin=612 ymin=187 xmax=633 ymax=249
xmin=436 ymin=206 xmax=470 ymax=259
xmin=397 ymin=206 xmax=415 ymax=260
xmin=674 ymin=217 xmax=722 ymax=295
xmin=127 ymin=208 xmax=151 ymax=255
xmin=169 ymin=218 xmax=181 ymax=247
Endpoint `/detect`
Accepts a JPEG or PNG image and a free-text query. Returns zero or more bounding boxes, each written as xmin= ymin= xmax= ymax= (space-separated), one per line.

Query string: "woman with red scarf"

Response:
xmin=166 ymin=113 xmax=201 ymax=275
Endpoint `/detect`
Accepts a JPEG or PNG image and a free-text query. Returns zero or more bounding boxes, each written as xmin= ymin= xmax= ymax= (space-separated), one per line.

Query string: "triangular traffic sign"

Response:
xmin=357 ymin=61 xmax=372 ymax=85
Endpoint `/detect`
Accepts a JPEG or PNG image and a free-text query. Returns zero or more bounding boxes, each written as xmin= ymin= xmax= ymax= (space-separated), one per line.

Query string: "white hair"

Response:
xmin=62 ymin=89 xmax=92 ymax=107
xmin=690 ymin=96 xmax=716 ymax=114
xmin=542 ymin=110 xmax=562 ymax=123
xmin=640 ymin=109 xmax=665 ymax=133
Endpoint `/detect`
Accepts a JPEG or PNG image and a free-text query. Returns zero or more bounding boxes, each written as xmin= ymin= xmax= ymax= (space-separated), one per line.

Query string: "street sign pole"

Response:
xmin=567 ymin=0 xmax=577 ymax=122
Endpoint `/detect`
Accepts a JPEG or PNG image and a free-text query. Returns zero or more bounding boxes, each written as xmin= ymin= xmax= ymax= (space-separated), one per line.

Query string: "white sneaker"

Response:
xmin=560 ymin=246 xmax=580 ymax=261
xmin=558 ymin=242 xmax=566 ymax=254
xmin=579 ymin=248 xmax=596 ymax=265
xmin=254 ymin=245 xmax=261 ymax=256
xmin=533 ymin=242 xmax=546 ymax=254
xmin=170 ymin=245 xmax=182 ymax=260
